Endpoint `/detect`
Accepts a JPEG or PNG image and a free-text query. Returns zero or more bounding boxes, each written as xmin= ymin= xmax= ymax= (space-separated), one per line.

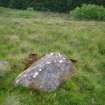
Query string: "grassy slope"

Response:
xmin=0 ymin=7 xmax=105 ymax=105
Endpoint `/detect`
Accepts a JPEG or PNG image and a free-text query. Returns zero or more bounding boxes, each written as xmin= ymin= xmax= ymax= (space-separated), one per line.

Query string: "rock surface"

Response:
xmin=15 ymin=53 xmax=74 ymax=92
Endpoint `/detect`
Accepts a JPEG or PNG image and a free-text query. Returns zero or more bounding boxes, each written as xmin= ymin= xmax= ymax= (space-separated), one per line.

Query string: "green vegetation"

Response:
xmin=0 ymin=0 xmax=105 ymax=12
xmin=0 ymin=7 xmax=105 ymax=105
xmin=71 ymin=4 xmax=105 ymax=21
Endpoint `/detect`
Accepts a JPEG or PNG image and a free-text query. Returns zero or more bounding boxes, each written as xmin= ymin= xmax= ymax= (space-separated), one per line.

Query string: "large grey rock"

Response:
xmin=15 ymin=53 xmax=74 ymax=92
xmin=0 ymin=61 xmax=10 ymax=77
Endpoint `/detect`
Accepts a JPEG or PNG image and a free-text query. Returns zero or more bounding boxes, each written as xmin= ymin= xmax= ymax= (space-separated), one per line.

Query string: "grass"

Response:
xmin=0 ymin=7 xmax=105 ymax=105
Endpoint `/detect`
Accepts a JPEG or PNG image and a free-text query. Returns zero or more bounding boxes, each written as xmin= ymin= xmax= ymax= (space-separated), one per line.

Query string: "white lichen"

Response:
xmin=63 ymin=57 xmax=66 ymax=60
xmin=33 ymin=72 xmax=39 ymax=78
xmin=46 ymin=61 xmax=51 ymax=64
xmin=23 ymin=74 xmax=27 ymax=77
xmin=58 ymin=53 xmax=61 ymax=57
xmin=59 ymin=60 xmax=63 ymax=63
xmin=50 ymin=53 xmax=54 ymax=56
xmin=39 ymin=68 xmax=42 ymax=71
xmin=16 ymin=79 xmax=19 ymax=84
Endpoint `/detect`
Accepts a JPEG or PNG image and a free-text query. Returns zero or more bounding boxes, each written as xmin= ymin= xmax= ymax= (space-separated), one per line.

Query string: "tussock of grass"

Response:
xmin=0 ymin=7 xmax=105 ymax=105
